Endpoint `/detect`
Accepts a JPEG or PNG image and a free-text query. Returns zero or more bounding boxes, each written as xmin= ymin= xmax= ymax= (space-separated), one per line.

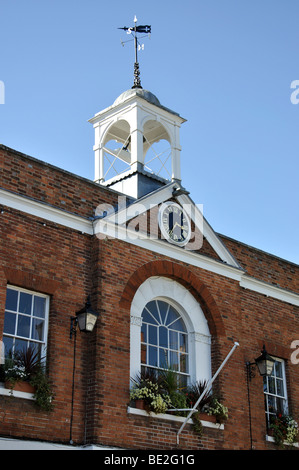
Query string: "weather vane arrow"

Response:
xmin=118 ymin=16 xmax=151 ymax=89
xmin=118 ymin=25 xmax=151 ymax=34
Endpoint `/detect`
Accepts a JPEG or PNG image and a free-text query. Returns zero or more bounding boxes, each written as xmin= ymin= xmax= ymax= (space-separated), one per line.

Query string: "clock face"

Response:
xmin=158 ymin=202 xmax=191 ymax=246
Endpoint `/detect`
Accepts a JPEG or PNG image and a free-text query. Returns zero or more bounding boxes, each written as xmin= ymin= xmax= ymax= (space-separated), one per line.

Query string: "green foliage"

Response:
xmin=130 ymin=372 xmax=171 ymax=414
xmin=185 ymin=380 xmax=212 ymax=411
xmin=207 ymin=397 xmax=228 ymax=423
xmin=30 ymin=369 xmax=54 ymax=412
xmin=169 ymin=391 xmax=187 ymax=416
xmin=192 ymin=412 xmax=204 ymax=437
xmin=270 ymin=413 xmax=298 ymax=447
xmin=130 ymin=370 xmax=229 ymax=436
xmin=3 ymin=346 xmax=54 ymax=412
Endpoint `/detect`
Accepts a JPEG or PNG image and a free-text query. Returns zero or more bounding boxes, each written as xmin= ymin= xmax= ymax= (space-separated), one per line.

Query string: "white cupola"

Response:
xmin=89 ymin=87 xmax=186 ymax=199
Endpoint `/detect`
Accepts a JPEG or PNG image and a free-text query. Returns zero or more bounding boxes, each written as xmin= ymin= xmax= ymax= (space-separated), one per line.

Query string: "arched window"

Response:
xmin=141 ymin=300 xmax=188 ymax=386
xmin=130 ymin=277 xmax=211 ymax=386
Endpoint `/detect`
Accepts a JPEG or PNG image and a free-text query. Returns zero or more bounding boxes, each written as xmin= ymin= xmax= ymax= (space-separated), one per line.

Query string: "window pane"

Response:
xmin=169 ymin=318 xmax=185 ymax=332
xmin=17 ymin=314 xmax=31 ymax=338
xmin=141 ymin=323 xmax=147 ymax=343
xmin=142 ymin=306 xmax=160 ymax=325
xmin=5 ymin=289 xmax=18 ymax=311
xmin=31 ymin=318 xmax=44 ymax=341
xmin=3 ymin=336 xmax=13 ymax=357
xmin=180 ymin=353 xmax=188 ymax=373
xmin=179 ymin=333 xmax=187 ymax=352
xmin=159 ymin=326 xmax=168 ymax=348
xmin=146 ymin=301 xmax=160 ymax=324
xmin=169 ymin=330 xmax=178 ymax=350
xmin=169 ymin=350 xmax=178 ymax=370
xmin=276 ymin=378 xmax=284 ymax=397
xmin=3 ymin=312 xmax=16 ymax=335
xmin=159 ymin=348 xmax=168 ymax=369
xmin=148 ymin=346 xmax=158 ymax=367
xmin=276 ymin=397 xmax=286 ymax=414
xmin=19 ymin=292 xmax=32 ymax=314
xmin=268 ymin=376 xmax=275 ymax=394
xmin=141 ymin=299 xmax=189 ymax=383
xmin=157 ymin=301 xmax=169 ymax=324
xmin=267 ymin=394 xmax=276 ymax=414
xmin=142 ymin=310 xmax=154 ymax=324
xmin=14 ymin=338 xmax=28 ymax=353
xmin=275 ymin=361 xmax=283 ymax=378
xmin=263 ymin=376 xmax=268 ymax=393
xmin=141 ymin=343 xmax=147 ymax=364
xmin=29 ymin=341 xmax=42 ymax=359
xmin=3 ymin=288 xmax=49 ymax=363
xmin=33 ymin=296 xmax=46 ymax=318
xmin=167 ymin=309 xmax=186 ymax=332
xmin=178 ymin=375 xmax=187 ymax=389
xmin=264 ymin=358 xmax=288 ymax=424
xmin=148 ymin=325 xmax=157 ymax=345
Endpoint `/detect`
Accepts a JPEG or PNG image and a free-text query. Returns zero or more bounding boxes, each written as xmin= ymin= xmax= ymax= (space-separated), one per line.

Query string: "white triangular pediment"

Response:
xmin=94 ymin=181 xmax=242 ymax=270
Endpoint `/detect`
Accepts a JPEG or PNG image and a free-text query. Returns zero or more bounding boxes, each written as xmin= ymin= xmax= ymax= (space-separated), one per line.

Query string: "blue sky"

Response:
xmin=0 ymin=0 xmax=298 ymax=264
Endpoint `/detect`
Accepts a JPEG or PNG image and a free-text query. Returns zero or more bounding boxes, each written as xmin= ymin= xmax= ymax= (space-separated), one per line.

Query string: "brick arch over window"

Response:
xmin=119 ymin=260 xmax=225 ymax=337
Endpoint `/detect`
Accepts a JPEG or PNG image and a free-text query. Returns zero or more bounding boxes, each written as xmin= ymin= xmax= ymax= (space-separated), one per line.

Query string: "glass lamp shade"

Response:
xmin=76 ymin=297 xmax=99 ymax=333
xmin=76 ymin=311 xmax=98 ymax=333
xmin=255 ymin=345 xmax=275 ymax=377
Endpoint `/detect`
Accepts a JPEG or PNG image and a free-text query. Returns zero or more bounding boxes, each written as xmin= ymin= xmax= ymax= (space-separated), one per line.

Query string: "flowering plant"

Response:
xmin=186 ymin=381 xmax=228 ymax=424
xmin=270 ymin=413 xmax=298 ymax=447
xmin=4 ymin=362 xmax=28 ymax=382
xmin=4 ymin=347 xmax=41 ymax=385
xmin=207 ymin=397 xmax=228 ymax=424
xmin=130 ymin=377 xmax=171 ymax=414
xmin=130 ymin=370 xmax=173 ymax=414
xmin=3 ymin=346 xmax=54 ymax=411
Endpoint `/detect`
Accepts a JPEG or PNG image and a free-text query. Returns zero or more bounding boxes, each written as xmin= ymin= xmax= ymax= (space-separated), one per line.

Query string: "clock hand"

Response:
xmin=169 ymin=222 xmax=185 ymax=238
xmin=170 ymin=222 xmax=180 ymax=233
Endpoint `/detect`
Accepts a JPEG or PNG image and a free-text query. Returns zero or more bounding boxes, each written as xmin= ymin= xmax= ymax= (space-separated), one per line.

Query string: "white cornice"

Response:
xmin=0 ymin=188 xmax=93 ymax=235
xmin=0 ymin=187 xmax=298 ymax=307
xmin=240 ymin=275 xmax=299 ymax=307
xmin=94 ymin=218 xmax=244 ymax=281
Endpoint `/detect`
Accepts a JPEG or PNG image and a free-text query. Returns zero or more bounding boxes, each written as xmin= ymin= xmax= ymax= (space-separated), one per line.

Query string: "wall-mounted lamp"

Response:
xmin=69 ymin=296 xmax=99 ymax=445
xmin=246 ymin=345 xmax=275 ymax=449
xmin=70 ymin=296 xmax=99 ymax=338
xmin=246 ymin=344 xmax=275 ymax=381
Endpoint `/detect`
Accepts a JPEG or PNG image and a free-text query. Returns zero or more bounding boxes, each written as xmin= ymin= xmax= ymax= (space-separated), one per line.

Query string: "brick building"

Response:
xmin=0 ymin=84 xmax=298 ymax=451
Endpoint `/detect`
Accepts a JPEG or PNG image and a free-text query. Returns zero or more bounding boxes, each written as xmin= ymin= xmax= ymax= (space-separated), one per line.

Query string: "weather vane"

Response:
xmin=118 ymin=16 xmax=151 ymax=89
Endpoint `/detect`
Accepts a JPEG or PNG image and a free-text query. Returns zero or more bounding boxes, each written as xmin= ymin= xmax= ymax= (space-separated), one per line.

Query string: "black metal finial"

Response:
xmin=118 ymin=17 xmax=151 ymax=89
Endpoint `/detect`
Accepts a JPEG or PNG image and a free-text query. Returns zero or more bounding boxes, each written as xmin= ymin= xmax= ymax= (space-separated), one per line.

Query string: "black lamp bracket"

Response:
xmin=70 ymin=316 xmax=78 ymax=340
xmin=246 ymin=361 xmax=257 ymax=381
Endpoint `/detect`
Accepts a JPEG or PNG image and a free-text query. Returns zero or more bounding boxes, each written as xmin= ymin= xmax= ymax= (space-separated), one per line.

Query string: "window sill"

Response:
xmin=127 ymin=406 xmax=224 ymax=430
xmin=266 ymin=434 xmax=299 ymax=448
xmin=0 ymin=382 xmax=35 ymax=400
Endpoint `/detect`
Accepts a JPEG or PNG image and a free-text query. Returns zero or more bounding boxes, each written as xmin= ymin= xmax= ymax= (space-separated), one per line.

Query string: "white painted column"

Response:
xmin=171 ymin=124 xmax=182 ymax=181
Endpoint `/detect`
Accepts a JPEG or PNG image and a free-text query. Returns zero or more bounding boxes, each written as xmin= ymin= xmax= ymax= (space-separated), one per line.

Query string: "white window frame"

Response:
xmin=130 ymin=276 xmax=211 ymax=385
xmin=140 ymin=299 xmax=190 ymax=384
xmin=264 ymin=357 xmax=288 ymax=424
xmin=2 ymin=285 xmax=50 ymax=360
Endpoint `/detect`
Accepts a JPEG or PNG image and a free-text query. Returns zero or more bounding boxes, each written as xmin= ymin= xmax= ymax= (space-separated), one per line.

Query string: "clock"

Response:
xmin=158 ymin=202 xmax=191 ymax=246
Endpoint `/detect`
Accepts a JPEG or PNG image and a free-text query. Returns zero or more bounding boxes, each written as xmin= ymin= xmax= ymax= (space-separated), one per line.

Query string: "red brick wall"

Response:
xmin=221 ymin=234 xmax=299 ymax=293
xmin=0 ymin=146 xmax=298 ymax=450
xmin=0 ymin=145 xmax=120 ymax=217
xmin=85 ymin=238 xmax=299 ymax=450
xmin=0 ymin=206 xmax=92 ymax=443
